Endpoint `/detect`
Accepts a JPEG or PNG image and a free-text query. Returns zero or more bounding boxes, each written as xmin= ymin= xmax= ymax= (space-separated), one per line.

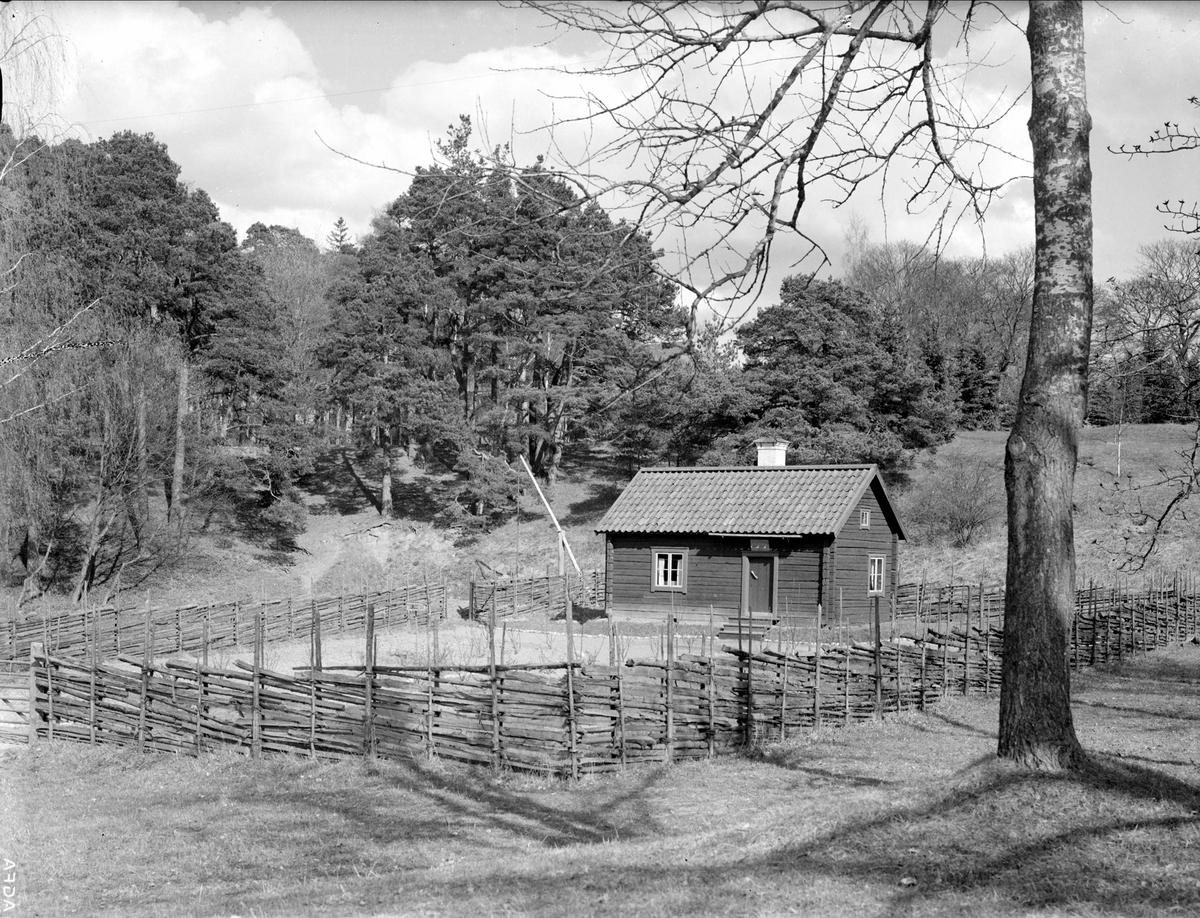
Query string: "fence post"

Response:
xmin=137 ymin=602 xmax=152 ymax=752
xmin=1176 ymin=577 xmax=1183 ymax=644
xmin=1153 ymin=590 xmax=1160 ymax=648
xmin=1105 ymin=601 xmax=1113 ymax=663
xmin=89 ymin=608 xmax=97 ymax=746
xmin=812 ymin=603 xmax=822 ymax=732
xmin=364 ymin=601 xmax=376 ymax=758
xmin=963 ymin=584 xmax=972 ymax=696
xmin=985 ymin=618 xmax=992 ymax=694
xmin=873 ymin=597 xmax=882 ymax=719
xmin=1116 ymin=603 xmax=1124 ymax=663
xmin=194 ymin=624 xmax=205 ymax=757
xmin=780 ymin=652 xmax=789 ymax=741
xmin=312 ymin=600 xmax=323 ymax=671
xmin=252 ymin=606 xmax=262 ymax=759
xmin=308 ymin=610 xmax=317 ymax=760
xmin=665 ymin=610 xmax=675 ymax=765
xmin=565 ymin=662 xmax=579 ymax=780
xmin=425 ymin=617 xmax=435 ymax=758
xmin=942 ymin=601 xmax=950 ymax=684
xmin=919 ymin=641 xmax=927 ymax=712
xmin=843 ymin=645 xmax=850 ymax=725
xmin=706 ymin=648 xmax=715 ymax=759
xmin=1075 ymin=604 xmax=1084 ymax=672
xmin=28 ymin=642 xmax=43 ymax=745
xmin=489 ymin=599 xmax=500 ymax=768
xmin=617 ymin=654 xmax=628 ymax=767
xmin=962 ymin=620 xmax=970 ymax=697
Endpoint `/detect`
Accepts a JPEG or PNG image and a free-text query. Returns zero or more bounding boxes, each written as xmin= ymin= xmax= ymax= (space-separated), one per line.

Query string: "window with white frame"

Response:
xmin=652 ymin=549 xmax=687 ymax=592
xmin=868 ymin=556 xmax=886 ymax=594
xmin=860 ymin=509 xmax=871 ymax=529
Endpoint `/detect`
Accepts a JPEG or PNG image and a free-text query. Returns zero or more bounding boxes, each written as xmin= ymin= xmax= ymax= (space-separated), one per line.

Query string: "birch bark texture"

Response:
xmin=999 ymin=0 xmax=1090 ymax=769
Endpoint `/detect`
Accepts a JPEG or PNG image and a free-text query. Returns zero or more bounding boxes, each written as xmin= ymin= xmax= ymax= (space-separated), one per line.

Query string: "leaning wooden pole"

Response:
xmin=564 ymin=568 xmax=575 ymax=666
xmin=519 ymin=455 xmax=582 ymax=574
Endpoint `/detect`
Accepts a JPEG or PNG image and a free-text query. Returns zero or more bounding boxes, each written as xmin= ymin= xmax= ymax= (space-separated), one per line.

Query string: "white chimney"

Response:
xmin=754 ymin=438 xmax=789 ymax=467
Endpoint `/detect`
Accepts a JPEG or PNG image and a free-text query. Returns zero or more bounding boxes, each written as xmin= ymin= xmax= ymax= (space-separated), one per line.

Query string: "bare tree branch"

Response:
xmin=0 ymin=298 xmax=108 ymax=387
xmin=518 ymin=1 xmax=1025 ymax=338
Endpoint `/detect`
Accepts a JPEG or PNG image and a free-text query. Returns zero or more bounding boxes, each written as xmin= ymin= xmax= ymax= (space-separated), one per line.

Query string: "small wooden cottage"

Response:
xmin=595 ymin=443 xmax=905 ymax=632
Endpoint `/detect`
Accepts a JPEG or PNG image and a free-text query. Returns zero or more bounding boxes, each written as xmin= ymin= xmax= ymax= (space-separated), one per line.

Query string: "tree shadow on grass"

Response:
xmin=264 ymin=749 xmax=1200 ymax=917
xmin=1075 ymin=697 xmax=1200 ymax=722
xmin=229 ymin=755 xmax=666 ymax=856
xmin=561 ymin=482 xmax=625 ymax=528
xmin=297 ymin=449 xmax=378 ymax=516
xmin=753 ymin=752 xmax=1200 ymax=917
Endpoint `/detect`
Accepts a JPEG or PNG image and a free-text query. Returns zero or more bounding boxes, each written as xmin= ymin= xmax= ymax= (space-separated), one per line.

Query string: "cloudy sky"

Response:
xmin=33 ymin=1 xmax=1200 ymax=293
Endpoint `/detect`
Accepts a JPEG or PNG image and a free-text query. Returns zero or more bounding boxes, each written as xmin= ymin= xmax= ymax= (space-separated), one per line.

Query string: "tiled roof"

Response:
xmin=596 ymin=465 xmax=900 ymax=537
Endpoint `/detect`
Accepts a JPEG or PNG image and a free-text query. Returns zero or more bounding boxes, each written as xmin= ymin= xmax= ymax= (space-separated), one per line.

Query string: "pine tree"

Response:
xmin=326 ymin=217 xmax=354 ymax=254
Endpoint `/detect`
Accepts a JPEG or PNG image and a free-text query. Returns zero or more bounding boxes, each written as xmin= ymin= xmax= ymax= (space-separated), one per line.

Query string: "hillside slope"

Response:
xmin=898 ymin=424 xmax=1200 ymax=585
xmin=7 ymin=425 xmax=1196 ymax=615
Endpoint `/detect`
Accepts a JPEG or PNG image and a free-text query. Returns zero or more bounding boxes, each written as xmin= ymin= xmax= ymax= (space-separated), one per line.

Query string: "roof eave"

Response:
xmin=706 ymin=531 xmax=832 ymax=539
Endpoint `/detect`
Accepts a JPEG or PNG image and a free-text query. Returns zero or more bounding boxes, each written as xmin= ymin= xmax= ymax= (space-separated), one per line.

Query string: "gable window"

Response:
xmin=652 ymin=549 xmax=687 ymax=592
xmin=860 ymin=509 xmax=871 ymax=529
xmin=868 ymin=556 xmax=886 ymax=595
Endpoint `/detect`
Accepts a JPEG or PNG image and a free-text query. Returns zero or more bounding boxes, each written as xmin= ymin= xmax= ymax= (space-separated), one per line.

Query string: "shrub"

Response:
xmin=905 ymin=455 xmax=1003 ymax=548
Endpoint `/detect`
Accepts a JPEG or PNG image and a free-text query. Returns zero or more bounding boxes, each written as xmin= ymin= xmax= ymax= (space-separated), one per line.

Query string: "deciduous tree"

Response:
xmin=534 ymin=0 xmax=1092 ymax=769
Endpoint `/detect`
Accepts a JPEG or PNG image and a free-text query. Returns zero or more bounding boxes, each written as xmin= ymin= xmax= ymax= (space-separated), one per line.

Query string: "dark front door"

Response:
xmin=747 ymin=556 xmax=774 ymax=618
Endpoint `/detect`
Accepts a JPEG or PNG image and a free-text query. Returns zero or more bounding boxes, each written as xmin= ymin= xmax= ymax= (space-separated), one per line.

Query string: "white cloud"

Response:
xmin=40 ymin=0 xmax=1200 ymax=285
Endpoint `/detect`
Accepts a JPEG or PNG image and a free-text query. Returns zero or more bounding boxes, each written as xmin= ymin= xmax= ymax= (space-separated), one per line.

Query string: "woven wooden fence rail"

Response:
xmin=23 ymin=582 xmax=1197 ymax=773
xmin=0 ymin=659 xmax=28 ymax=745
xmin=890 ymin=575 xmax=1200 ymax=636
xmin=0 ymin=581 xmax=448 ymax=664
xmin=469 ymin=571 xmax=604 ymax=622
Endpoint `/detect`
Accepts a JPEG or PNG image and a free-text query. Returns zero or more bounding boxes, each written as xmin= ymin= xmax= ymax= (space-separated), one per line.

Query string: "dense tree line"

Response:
xmin=1 ymin=115 xmax=1191 ymax=604
xmin=321 ymin=118 xmax=681 ymax=521
xmin=1088 ymin=239 xmax=1200 ymax=427
xmin=1 ymin=128 xmax=317 ymax=602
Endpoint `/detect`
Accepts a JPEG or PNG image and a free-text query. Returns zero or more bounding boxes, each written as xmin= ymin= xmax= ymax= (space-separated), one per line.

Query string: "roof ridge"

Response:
xmin=596 ymin=463 xmax=898 ymax=537
xmin=637 ymin=464 xmax=876 ymax=472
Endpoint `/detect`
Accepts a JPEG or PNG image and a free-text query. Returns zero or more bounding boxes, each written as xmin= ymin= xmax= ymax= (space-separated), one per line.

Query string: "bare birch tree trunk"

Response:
xmin=999 ymin=0 xmax=1089 ymax=769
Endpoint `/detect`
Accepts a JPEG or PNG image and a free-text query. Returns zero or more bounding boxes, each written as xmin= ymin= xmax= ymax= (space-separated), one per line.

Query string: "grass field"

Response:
xmin=3 ymin=643 xmax=1197 ymax=918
